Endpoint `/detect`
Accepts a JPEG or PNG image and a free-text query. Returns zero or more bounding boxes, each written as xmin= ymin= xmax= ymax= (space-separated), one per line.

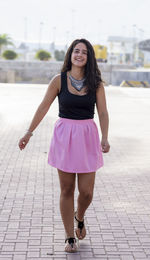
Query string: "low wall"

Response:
xmin=0 ymin=60 xmax=62 ymax=84
xmin=111 ymin=69 xmax=150 ymax=85
xmin=0 ymin=60 xmax=141 ymax=85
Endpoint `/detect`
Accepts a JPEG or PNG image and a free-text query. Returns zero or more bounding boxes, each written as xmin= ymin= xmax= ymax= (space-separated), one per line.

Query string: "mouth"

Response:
xmin=75 ymin=59 xmax=84 ymax=62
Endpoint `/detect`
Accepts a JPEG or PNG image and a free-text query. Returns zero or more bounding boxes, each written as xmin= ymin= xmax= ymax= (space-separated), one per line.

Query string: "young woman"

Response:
xmin=18 ymin=38 xmax=110 ymax=253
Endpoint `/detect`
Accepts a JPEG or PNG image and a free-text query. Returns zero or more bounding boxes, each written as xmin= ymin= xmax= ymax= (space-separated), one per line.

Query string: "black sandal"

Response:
xmin=74 ymin=211 xmax=86 ymax=240
xmin=65 ymin=237 xmax=77 ymax=253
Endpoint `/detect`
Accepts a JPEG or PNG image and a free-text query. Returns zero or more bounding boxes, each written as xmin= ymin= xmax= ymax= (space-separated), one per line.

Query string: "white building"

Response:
xmin=139 ymin=39 xmax=150 ymax=66
xmin=107 ymin=36 xmax=137 ymax=65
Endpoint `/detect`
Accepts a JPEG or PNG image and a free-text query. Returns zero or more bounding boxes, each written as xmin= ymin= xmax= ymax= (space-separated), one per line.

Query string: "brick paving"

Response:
xmin=0 ymin=83 xmax=150 ymax=260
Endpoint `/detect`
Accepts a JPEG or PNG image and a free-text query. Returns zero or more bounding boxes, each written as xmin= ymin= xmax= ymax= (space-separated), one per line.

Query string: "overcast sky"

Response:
xmin=0 ymin=0 xmax=149 ymax=45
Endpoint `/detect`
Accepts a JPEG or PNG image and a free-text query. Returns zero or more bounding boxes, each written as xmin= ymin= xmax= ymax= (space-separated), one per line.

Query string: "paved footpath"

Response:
xmin=0 ymin=83 xmax=150 ymax=260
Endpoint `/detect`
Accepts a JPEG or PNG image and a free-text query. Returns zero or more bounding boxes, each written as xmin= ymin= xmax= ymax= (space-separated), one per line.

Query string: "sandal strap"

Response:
xmin=75 ymin=214 xmax=84 ymax=229
xmin=65 ymin=237 xmax=76 ymax=244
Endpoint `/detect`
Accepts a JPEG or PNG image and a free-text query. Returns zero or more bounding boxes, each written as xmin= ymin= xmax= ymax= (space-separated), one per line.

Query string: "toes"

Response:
xmin=75 ymin=228 xmax=86 ymax=240
xmin=65 ymin=243 xmax=77 ymax=253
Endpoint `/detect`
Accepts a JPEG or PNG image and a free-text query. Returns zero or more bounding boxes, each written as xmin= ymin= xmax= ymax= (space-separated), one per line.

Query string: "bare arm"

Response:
xmin=96 ymin=83 xmax=110 ymax=153
xmin=18 ymin=74 xmax=60 ymax=150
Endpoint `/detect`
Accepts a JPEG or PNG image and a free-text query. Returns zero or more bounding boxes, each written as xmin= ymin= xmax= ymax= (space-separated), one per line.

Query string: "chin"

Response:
xmin=73 ymin=62 xmax=86 ymax=67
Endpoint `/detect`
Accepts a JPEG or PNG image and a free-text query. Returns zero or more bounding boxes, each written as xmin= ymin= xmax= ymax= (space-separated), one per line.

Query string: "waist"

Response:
xmin=58 ymin=117 xmax=94 ymax=124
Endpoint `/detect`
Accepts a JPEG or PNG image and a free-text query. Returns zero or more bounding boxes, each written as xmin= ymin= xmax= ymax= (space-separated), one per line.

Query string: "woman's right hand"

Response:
xmin=18 ymin=133 xmax=32 ymax=150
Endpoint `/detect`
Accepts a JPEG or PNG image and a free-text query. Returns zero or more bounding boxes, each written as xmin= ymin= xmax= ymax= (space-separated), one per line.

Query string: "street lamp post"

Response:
xmin=66 ymin=31 xmax=70 ymax=49
xmin=132 ymin=24 xmax=137 ymax=64
xmin=24 ymin=17 xmax=28 ymax=61
xmin=24 ymin=17 xmax=28 ymax=43
xmin=97 ymin=19 xmax=101 ymax=44
xmin=71 ymin=9 xmax=75 ymax=40
xmin=39 ymin=22 xmax=44 ymax=49
xmin=51 ymin=26 xmax=56 ymax=58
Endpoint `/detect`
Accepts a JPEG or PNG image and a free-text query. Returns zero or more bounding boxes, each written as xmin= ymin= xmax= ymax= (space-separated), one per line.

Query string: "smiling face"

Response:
xmin=71 ymin=42 xmax=88 ymax=68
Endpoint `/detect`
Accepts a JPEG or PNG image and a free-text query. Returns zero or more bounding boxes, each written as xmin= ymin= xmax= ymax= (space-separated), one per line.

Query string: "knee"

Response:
xmin=79 ymin=190 xmax=93 ymax=202
xmin=61 ymin=185 xmax=75 ymax=198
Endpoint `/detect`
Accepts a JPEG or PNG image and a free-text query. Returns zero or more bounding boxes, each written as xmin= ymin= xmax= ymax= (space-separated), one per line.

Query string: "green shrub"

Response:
xmin=2 ymin=50 xmax=17 ymax=60
xmin=35 ymin=50 xmax=51 ymax=61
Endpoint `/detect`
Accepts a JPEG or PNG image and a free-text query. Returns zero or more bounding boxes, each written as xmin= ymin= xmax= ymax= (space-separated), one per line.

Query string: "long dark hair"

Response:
xmin=61 ymin=38 xmax=103 ymax=92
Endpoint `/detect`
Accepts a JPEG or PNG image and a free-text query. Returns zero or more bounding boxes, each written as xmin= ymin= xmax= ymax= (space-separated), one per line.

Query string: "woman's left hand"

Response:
xmin=101 ymin=139 xmax=110 ymax=153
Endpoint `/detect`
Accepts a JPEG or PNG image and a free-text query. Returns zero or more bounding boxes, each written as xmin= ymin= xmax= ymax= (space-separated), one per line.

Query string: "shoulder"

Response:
xmin=51 ymin=73 xmax=61 ymax=84
xmin=48 ymin=74 xmax=61 ymax=92
xmin=95 ymin=82 xmax=108 ymax=113
xmin=96 ymin=82 xmax=106 ymax=103
xmin=96 ymin=82 xmax=105 ymax=94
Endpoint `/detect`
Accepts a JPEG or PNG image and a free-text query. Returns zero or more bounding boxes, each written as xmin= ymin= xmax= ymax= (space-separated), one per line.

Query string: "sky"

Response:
xmin=0 ymin=0 xmax=149 ymax=46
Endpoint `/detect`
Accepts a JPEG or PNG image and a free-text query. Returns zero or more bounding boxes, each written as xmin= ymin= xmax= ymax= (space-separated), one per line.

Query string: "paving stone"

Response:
xmin=80 ymin=252 xmax=93 ymax=257
xmin=108 ymin=258 xmax=120 ymax=260
xmin=117 ymin=243 xmax=129 ymax=249
xmin=13 ymin=256 xmax=26 ymax=260
xmin=27 ymin=251 xmax=40 ymax=257
xmin=105 ymin=246 xmax=118 ymax=251
xmin=15 ymin=243 xmax=28 ymax=251
xmin=93 ymin=248 xmax=105 ymax=255
xmin=28 ymin=239 xmax=41 ymax=246
xmin=102 ymin=234 xmax=114 ymax=240
xmin=67 ymin=255 xmax=81 ymax=260
xmin=1 ymin=245 xmax=15 ymax=251
xmin=121 ymin=256 xmax=134 ymax=260
xmin=0 ymin=257 xmax=13 ymax=260
xmin=133 ymin=252 xmax=147 ymax=258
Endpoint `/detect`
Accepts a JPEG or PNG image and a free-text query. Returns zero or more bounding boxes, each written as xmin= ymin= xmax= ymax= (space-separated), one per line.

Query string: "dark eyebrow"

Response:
xmin=74 ymin=48 xmax=87 ymax=53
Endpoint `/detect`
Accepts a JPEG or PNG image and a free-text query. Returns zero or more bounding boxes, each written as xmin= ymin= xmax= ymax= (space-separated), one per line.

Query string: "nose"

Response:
xmin=77 ymin=51 xmax=83 ymax=57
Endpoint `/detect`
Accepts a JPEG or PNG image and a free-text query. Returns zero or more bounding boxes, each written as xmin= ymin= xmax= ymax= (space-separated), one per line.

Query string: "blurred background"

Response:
xmin=0 ymin=0 xmax=150 ymax=85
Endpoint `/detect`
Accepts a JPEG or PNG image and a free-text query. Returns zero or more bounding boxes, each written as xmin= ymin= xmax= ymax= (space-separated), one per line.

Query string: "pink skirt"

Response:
xmin=48 ymin=118 xmax=104 ymax=173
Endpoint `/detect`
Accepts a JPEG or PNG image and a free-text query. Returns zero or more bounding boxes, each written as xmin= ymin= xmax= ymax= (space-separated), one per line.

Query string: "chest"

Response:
xmin=66 ymin=77 xmax=88 ymax=96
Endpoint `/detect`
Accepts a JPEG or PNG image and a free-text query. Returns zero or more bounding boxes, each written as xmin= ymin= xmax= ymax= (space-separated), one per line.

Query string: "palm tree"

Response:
xmin=0 ymin=34 xmax=14 ymax=58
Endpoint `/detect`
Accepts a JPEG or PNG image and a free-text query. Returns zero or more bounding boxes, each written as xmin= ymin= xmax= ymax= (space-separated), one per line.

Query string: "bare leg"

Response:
xmin=76 ymin=172 xmax=96 ymax=239
xmin=57 ymin=169 xmax=76 ymax=238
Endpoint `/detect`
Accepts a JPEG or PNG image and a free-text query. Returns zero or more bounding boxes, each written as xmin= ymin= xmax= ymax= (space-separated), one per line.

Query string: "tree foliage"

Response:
xmin=54 ymin=50 xmax=65 ymax=61
xmin=0 ymin=34 xmax=14 ymax=57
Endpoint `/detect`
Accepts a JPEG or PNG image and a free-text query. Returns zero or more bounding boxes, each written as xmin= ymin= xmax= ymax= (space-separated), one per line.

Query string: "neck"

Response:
xmin=70 ymin=66 xmax=85 ymax=80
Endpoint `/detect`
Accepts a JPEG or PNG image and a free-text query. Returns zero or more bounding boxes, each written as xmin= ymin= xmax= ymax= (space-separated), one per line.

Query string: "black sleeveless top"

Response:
xmin=58 ymin=72 xmax=96 ymax=120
